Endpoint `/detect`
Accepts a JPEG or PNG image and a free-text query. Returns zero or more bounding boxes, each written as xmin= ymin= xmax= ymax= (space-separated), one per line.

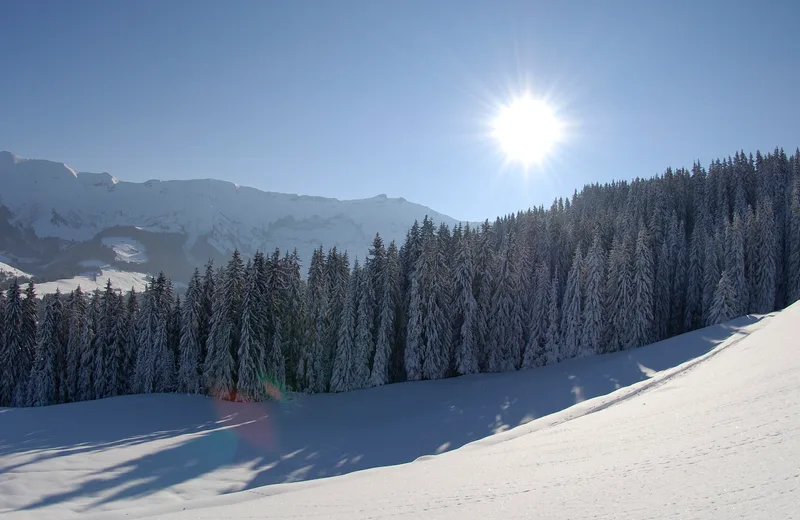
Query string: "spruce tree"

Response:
xmin=330 ymin=260 xmax=359 ymax=392
xmin=452 ymin=229 xmax=478 ymax=375
xmin=581 ymin=236 xmax=605 ymax=356
xmin=122 ymin=289 xmax=139 ymax=395
xmin=708 ymin=269 xmax=736 ymax=325
xmin=727 ymin=215 xmax=747 ymax=316
xmin=371 ymin=241 xmax=399 ymax=386
xmin=353 ymin=268 xmax=374 ymax=389
xmin=684 ymin=227 xmax=705 ymax=331
xmin=560 ymin=247 xmax=584 ymax=359
xmin=28 ymin=290 xmax=64 ymax=406
xmin=76 ymin=296 xmax=96 ymax=402
xmin=17 ymin=281 xmax=38 ymax=404
xmin=1 ymin=279 xmax=25 ymax=406
xmin=178 ymin=269 xmax=203 ymax=394
xmin=266 ymin=315 xmax=286 ymax=396
xmin=630 ymin=224 xmax=654 ymax=349
xmin=544 ymin=274 xmax=561 ymax=365
xmin=236 ymin=264 xmax=266 ymax=402
xmin=755 ymin=198 xmax=777 ymax=313
xmin=522 ymin=261 xmax=550 ymax=368
xmin=788 ymin=178 xmax=800 ymax=304
xmin=204 ymin=263 xmax=238 ymax=400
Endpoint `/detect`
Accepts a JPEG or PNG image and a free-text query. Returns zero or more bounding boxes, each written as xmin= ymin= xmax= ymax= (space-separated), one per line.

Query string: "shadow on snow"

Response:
xmin=0 ymin=314 xmax=762 ymax=514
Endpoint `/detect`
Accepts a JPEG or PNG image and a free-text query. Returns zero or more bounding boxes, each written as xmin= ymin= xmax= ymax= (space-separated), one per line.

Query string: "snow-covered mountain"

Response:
xmin=0 ymin=151 xmax=460 ymax=286
xmin=1 ymin=305 xmax=797 ymax=519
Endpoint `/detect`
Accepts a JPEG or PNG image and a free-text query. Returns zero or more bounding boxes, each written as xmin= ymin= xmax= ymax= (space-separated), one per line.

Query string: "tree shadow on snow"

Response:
xmin=5 ymin=314 xmax=762 ymax=514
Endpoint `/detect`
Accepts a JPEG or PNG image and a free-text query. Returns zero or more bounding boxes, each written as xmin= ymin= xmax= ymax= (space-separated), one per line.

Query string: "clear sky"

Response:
xmin=1 ymin=0 xmax=798 ymax=222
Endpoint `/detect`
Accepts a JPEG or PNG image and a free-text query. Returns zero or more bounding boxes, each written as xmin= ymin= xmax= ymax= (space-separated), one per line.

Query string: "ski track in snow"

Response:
xmin=1 ymin=305 xmax=799 ymax=519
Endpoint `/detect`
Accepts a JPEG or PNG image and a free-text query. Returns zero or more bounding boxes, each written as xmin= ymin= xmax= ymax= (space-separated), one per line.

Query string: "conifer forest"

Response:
xmin=2 ymin=148 xmax=799 ymax=407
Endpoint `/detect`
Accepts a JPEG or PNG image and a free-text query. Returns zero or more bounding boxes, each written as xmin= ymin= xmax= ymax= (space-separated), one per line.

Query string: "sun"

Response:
xmin=492 ymin=94 xmax=564 ymax=167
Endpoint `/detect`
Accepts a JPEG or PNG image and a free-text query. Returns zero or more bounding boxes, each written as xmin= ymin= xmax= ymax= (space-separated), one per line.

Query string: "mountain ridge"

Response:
xmin=0 ymin=151 xmax=461 ymax=286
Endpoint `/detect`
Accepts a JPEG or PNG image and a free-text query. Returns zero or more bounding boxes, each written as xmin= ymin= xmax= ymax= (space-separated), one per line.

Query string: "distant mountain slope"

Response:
xmin=0 ymin=151 xmax=460 ymax=285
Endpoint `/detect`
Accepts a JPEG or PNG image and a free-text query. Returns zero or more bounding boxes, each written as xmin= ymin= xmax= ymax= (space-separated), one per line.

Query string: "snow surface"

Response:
xmin=3 ymin=307 xmax=798 ymax=519
xmin=0 ymin=261 xmax=31 ymax=280
xmin=100 ymin=237 xmax=148 ymax=264
xmin=0 ymin=151 xmax=460 ymax=265
xmin=31 ymin=267 xmax=150 ymax=295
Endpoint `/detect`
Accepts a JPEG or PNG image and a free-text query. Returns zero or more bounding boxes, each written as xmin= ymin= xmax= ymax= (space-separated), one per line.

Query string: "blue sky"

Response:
xmin=1 ymin=0 xmax=797 ymax=222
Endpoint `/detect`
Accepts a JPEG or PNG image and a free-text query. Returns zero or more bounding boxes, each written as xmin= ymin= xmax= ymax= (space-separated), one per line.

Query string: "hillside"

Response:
xmin=0 ymin=151 xmax=459 ymax=286
xmin=1 ymin=305 xmax=796 ymax=519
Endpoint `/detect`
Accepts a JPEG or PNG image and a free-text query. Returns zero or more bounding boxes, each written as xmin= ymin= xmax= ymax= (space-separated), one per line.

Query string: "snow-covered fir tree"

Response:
xmin=204 ymin=251 xmax=244 ymax=400
xmin=560 ymin=247 xmax=584 ymax=359
xmin=581 ymin=235 xmax=605 ymax=356
xmin=754 ymin=198 xmax=777 ymax=313
xmin=630 ymin=224 xmax=655 ymax=349
xmin=330 ymin=259 xmax=359 ymax=392
xmin=178 ymin=269 xmax=203 ymax=394
xmin=708 ymin=269 xmax=737 ymax=325
xmin=544 ymin=274 xmax=561 ymax=365
xmin=236 ymin=262 xmax=267 ymax=402
xmin=371 ymin=240 xmax=400 ymax=386
xmin=522 ymin=261 xmax=550 ymax=368
xmin=28 ymin=290 xmax=64 ymax=406
xmin=353 ymin=266 xmax=374 ymax=389
xmin=452 ymin=226 xmax=478 ymax=375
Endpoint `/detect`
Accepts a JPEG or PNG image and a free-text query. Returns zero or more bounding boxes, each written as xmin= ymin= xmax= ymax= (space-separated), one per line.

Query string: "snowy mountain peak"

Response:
xmin=0 ymin=151 xmax=460 ymax=284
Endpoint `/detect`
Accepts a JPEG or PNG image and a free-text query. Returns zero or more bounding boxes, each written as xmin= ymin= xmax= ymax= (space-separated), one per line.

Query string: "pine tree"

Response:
xmin=370 ymin=241 xmax=399 ymax=386
xmin=63 ymin=287 xmax=87 ymax=402
xmin=404 ymin=272 xmax=424 ymax=382
xmin=630 ymin=224 xmax=655 ymax=349
xmin=684 ymin=226 xmax=705 ymax=331
xmin=28 ymin=290 xmax=64 ymax=406
xmin=17 ymin=281 xmax=38 ymax=405
xmin=298 ymin=248 xmax=324 ymax=392
xmin=608 ymin=233 xmax=634 ymax=351
xmin=522 ymin=261 xmax=550 ymax=368
xmin=702 ymin=229 xmax=721 ymax=326
xmin=178 ymin=269 xmax=203 ymax=394
xmin=668 ymin=216 xmax=687 ymax=336
xmin=419 ymin=220 xmax=452 ymax=380
xmin=560 ymin=247 xmax=584 ymax=359
xmin=198 ymin=260 xmax=216 ymax=365
xmin=76 ymin=294 xmax=96 ymax=402
xmin=581 ymin=236 xmax=605 ymax=356
xmin=122 ymin=289 xmax=139 ymax=394
xmin=544 ymin=274 xmax=561 ymax=365
xmin=236 ymin=264 xmax=266 ymax=402
xmin=93 ymin=280 xmax=116 ymax=399
xmin=204 ymin=257 xmax=241 ymax=400
xmin=452 ymin=229 xmax=478 ymax=375
xmin=755 ymin=198 xmax=777 ymax=313
xmin=789 ymin=178 xmax=800 ymax=304
xmin=265 ymin=315 xmax=286 ymax=397
xmin=1 ymin=279 xmax=25 ymax=406
xmin=727 ymin=215 xmax=747 ymax=316
xmin=353 ymin=268 xmax=374 ymax=389
xmin=708 ymin=269 xmax=736 ymax=325
xmin=330 ymin=260 xmax=359 ymax=392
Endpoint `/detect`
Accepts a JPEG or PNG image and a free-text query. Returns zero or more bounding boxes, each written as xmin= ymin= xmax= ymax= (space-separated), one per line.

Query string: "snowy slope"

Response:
xmin=3 ymin=307 xmax=797 ymax=519
xmin=0 ymin=259 xmax=31 ymax=282
xmin=31 ymin=266 xmax=151 ymax=295
xmin=0 ymin=151 xmax=460 ymax=284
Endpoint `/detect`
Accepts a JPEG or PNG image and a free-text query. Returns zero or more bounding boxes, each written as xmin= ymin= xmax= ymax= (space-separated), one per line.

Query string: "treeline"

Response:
xmin=1 ymin=147 xmax=799 ymax=407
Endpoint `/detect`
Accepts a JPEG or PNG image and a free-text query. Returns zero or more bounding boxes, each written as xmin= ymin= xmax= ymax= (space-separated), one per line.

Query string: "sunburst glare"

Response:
xmin=491 ymin=94 xmax=564 ymax=168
